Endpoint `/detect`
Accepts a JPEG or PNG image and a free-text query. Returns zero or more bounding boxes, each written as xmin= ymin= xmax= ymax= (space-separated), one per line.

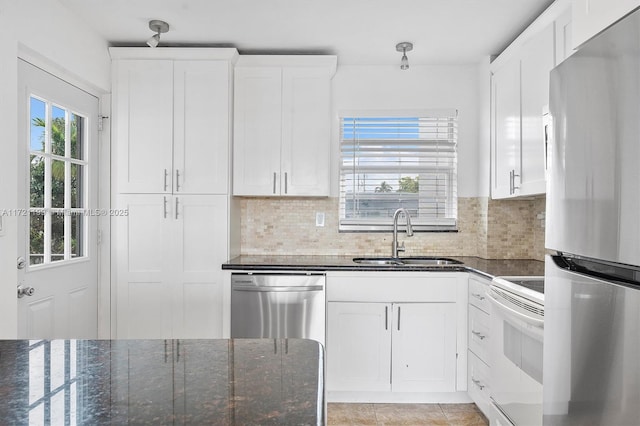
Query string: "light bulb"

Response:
xmin=147 ymin=33 xmax=160 ymax=48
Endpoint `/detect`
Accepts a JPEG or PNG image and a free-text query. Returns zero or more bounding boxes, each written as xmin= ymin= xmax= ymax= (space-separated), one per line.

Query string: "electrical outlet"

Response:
xmin=315 ymin=212 xmax=325 ymax=227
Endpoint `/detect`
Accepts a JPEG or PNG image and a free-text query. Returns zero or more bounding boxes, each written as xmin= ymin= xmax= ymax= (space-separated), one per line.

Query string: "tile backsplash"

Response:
xmin=239 ymin=196 xmax=545 ymax=260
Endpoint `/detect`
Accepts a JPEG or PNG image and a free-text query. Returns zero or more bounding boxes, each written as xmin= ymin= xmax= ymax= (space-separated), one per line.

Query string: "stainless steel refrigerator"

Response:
xmin=544 ymin=7 xmax=640 ymax=426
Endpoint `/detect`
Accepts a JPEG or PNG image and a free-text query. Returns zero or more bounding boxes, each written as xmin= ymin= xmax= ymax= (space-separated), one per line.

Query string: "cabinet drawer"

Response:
xmin=468 ymin=276 xmax=490 ymax=313
xmin=469 ymin=304 xmax=490 ymax=364
xmin=468 ymin=350 xmax=491 ymax=418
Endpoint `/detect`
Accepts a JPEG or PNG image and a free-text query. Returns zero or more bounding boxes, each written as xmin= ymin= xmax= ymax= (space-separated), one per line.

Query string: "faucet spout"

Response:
xmin=392 ymin=208 xmax=413 ymax=258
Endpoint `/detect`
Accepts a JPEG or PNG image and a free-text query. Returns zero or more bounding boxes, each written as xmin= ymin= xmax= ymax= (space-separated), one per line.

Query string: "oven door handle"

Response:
xmin=487 ymin=293 xmax=544 ymax=327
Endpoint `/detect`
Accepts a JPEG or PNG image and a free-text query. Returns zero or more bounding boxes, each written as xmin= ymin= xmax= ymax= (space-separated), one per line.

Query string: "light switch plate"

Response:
xmin=315 ymin=212 xmax=325 ymax=227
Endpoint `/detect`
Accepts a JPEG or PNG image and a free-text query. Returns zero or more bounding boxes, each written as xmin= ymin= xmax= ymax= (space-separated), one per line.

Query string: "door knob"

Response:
xmin=17 ymin=285 xmax=35 ymax=298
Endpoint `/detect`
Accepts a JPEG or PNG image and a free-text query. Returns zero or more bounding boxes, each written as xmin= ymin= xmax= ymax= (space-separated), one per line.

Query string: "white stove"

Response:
xmin=488 ymin=276 xmax=545 ymax=426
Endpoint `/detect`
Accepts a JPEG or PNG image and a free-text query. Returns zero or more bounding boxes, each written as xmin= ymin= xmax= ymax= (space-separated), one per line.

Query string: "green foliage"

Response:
xmin=375 ymin=181 xmax=393 ymax=193
xmin=398 ymin=176 xmax=419 ymax=193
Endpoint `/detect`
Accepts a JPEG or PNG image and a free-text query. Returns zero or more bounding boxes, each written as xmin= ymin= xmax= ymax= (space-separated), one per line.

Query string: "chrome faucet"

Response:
xmin=392 ymin=208 xmax=414 ymax=258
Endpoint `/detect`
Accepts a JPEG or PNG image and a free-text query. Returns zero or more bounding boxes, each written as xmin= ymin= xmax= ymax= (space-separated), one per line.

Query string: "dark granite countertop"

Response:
xmin=222 ymin=255 xmax=545 ymax=279
xmin=0 ymin=339 xmax=324 ymax=425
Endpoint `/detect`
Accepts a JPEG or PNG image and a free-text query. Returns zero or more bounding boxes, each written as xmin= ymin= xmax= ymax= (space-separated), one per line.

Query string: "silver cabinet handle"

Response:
xmin=285 ymin=172 xmax=288 ymax=194
xmin=509 ymin=170 xmax=514 ymax=195
xmin=175 ymin=197 xmax=179 ymax=219
xmin=471 ymin=292 xmax=485 ymax=301
xmin=513 ymin=169 xmax=520 ymax=191
xmin=385 ymin=306 xmax=388 ymax=330
xmin=397 ymin=306 xmax=401 ymax=331
xmin=163 ymin=196 xmax=168 ymax=219
xmin=273 ymin=172 xmax=277 ymax=194
xmin=175 ymin=169 xmax=181 ymax=192
xmin=176 ymin=339 xmax=180 ymax=362
xmin=164 ymin=339 xmax=168 ymax=363
xmin=471 ymin=330 xmax=486 ymax=340
xmin=164 ymin=169 xmax=169 ymax=191
xmin=471 ymin=377 xmax=485 ymax=390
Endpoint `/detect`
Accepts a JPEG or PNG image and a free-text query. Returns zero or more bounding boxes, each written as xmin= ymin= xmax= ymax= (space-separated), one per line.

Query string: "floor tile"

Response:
xmin=327 ymin=403 xmax=489 ymax=426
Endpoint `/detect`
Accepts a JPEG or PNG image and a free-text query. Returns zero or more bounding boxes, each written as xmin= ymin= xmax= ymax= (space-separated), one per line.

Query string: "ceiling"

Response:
xmin=58 ymin=0 xmax=555 ymax=65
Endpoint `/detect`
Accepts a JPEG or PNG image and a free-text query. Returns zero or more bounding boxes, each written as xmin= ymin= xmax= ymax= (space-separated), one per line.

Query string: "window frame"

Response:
xmin=338 ymin=109 xmax=458 ymax=233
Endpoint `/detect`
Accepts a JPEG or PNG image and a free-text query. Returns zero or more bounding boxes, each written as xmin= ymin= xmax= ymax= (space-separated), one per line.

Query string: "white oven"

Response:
xmin=488 ymin=277 xmax=544 ymax=426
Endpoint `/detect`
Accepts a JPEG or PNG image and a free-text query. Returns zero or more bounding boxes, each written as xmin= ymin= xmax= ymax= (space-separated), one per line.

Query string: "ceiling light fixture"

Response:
xmin=147 ymin=20 xmax=169 ymax=48
xmin=396 ymin=42 xmax=413 ymax=70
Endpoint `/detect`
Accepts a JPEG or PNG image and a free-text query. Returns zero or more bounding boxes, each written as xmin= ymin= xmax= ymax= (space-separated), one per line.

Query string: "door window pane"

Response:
xmin=51 ymin=106 xmax=66 ymax=156
xmin=30 ymin=155 xmax=45 ymax=208
xmin=71 ymin=113 xmax=83 ymax=160
xmin=51 ymin=213 xmax=64 ymax=263
xmin=51 ymin=159 xmax=65 ymax=208
xmin=71 ymin=164 xmax=83 ymax=208
xmin=30 ymin=97 xmax=45 ymax=153
xmin=30 ymin=212 xmax=44 ymax=265
xmin=71 ymin=213 xmax=83 ymax=259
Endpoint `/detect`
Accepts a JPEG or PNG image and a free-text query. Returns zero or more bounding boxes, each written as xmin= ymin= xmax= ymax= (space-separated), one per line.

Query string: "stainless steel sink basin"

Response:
xmin=352 ymin=258 xmax=404 ymax=265
xmin=399 ymin=257 xmax=463 ymax=265
xmin=352 ymin=257 xmax=463 ymax=266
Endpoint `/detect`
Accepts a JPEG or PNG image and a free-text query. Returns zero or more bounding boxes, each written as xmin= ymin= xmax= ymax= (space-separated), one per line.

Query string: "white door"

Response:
xmin=391 ymin=303 xmax=457 ymax=392
xmin=17 ymin=60 xmax=99 ymax=339
xmin=327 ymin=302 xmax=392 ymax=392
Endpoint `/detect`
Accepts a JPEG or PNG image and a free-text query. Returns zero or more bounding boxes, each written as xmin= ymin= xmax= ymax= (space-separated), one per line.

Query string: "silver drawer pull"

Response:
xmin=471 ymin=330 xmax=486 ymax=340
xmin=472 ymin=377 xmax=485 ymax=390
xmin=471 ymin=292 xmax=485 ymax=301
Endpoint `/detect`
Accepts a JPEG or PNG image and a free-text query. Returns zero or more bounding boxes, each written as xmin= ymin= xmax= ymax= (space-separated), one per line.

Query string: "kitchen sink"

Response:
xmin=352 ymin=258 xmax=404 ymax=265
xmin=352 ymin=257 xmax=463 ymax=266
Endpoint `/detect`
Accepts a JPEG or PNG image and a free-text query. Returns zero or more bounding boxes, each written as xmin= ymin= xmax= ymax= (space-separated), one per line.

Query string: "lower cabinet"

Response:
xmin=328 ymin=302 xmax=457 ymax=393
xmin=467 ymin=274 xmax=492 ymax=417
xmin=114 ymin=194 xmax=228 ymax=339
xmin=326 ymin=271 xmax=468 ymax=401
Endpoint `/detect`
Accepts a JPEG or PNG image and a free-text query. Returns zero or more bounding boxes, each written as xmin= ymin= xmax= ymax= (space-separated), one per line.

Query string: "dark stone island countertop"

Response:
xmin=222 ymin=255 xmax=545 ymax=279
xmin=0 ymin=339 xmax=324 ymax=425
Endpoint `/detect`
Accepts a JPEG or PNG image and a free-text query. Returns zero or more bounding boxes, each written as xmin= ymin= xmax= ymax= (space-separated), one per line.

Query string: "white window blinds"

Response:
xmin=339 ymin=111 xmax=458 ymax=231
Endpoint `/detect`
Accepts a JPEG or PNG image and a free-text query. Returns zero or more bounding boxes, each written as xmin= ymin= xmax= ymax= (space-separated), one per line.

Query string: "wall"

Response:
xmin=0 ymin=0 xmax=110 ymax=338
xmin=239 ymin=196 xmax=546 ymax=260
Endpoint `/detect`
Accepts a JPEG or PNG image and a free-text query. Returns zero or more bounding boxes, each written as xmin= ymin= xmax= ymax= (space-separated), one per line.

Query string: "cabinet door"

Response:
xmin=233 ymin=67 xmax=283 ymax=195
xmin=572 ymin=0 xmax=640 ymax=48
xmin=391 ymin=303 xmax=457 ymax=392
xmin=115 ymin=194 xmax=174 ymax=339
xmin=520 ymin=23 xmax=554 ymax=195
xmin=173 ymin=61 xmax=230 ymax=195
xmin=113 ymin=60 xmax=174 ymax=194
xmin=491 ymin=58 xmax=521 ymax=199
xmin=280 ymin=67 xmax=331 ymax=196
xmin=171 ymin=195 xmax=227 ymax=338
xmin=555 ymin=7 xmax=574 ymax=65
xmin=327 ymin=302 xmax=392 ymax=392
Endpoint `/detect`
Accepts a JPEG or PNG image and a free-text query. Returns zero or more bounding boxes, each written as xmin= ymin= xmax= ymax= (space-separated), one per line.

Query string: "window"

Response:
xmin=29 ymin=96 xmax=87 ymax=265
xmin=339 ymin=111 xmax=458 ymax=232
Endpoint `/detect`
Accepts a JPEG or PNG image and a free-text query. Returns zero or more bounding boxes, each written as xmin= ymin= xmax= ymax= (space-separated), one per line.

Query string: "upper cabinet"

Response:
xmin=233 ymin=56 xmax=337 ymax=196
xmin=490 ymin=0 xmax=572 ymax=199
xmin=572 ymin=0 xmax=640 ymax=48
xmin=111 ymin=48 xmax=237 ymax=194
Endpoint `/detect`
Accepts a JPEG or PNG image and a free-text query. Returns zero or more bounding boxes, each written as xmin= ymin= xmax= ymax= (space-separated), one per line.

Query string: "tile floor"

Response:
xmin=327 ymin=403 xmax=489 ymax=426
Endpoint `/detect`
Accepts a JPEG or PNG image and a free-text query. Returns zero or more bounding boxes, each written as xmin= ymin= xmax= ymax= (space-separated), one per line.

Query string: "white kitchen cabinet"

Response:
xmin=115 ymin=194 xmax=228 ymax=339
xmin=111 ymin=48 xmax=236 ymax=194
xmin=327 ymin=301 xmax=456 ymax=394
xmin=233 ymin=56 xmax=337 ymax=196
xmin=326 ymin=271 xmax=468 ymax=402
xmin=391 ymin=303 xmax=457 ymax=393
xmin=327 ymin=302 xmax=392 ymax=392
xmin=491 ymin=22 xmax=555 ymax=199
xmin=572 ymin=0 xmax=640 ymax=48
xmin=467 ymin=274 xmax=492 ymax=418
xmin=492 ymin=57 xmax=521 ymax=199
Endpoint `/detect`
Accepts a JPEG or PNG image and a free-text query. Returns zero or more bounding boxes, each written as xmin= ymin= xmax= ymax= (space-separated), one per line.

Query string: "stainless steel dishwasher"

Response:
xmin=231 ymin=273 xmax=325 ymax=346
